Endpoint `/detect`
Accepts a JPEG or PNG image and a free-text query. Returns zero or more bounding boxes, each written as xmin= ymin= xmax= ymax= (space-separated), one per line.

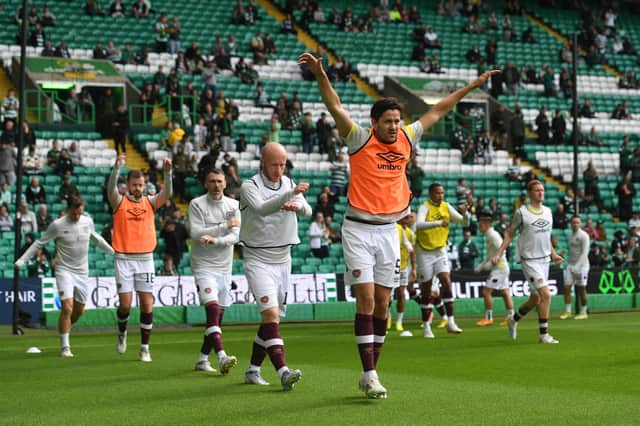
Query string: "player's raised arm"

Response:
xmin=448 ymin=204 xmax=470 ymax=226
xmin=107 ymin=154 xmax=126 ymax=209
xmin=150 ymin=157 xmax=173 ymax=209
xmin=415 ymin=204 xmax=444 ymax=230
xmin=15 ymin=222 xmax=57 ymax=269
xmin=299 ymin=52 xmax=354 ymax=137
xmin=419 ymin=70 xmax=499 ymax=131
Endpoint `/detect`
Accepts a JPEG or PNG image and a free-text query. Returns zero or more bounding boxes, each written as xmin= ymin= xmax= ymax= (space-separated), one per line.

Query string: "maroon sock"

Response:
xmin=200 ymin=304 xmax=223 ymax=355
xmin=260 ymin=322 xmax=286 ymax=371
xmin=373 ymin=316 xmax=387 ymax=367
xmin=420 ymin=295 xmax=433 ymax=322
xmin=250 ymin=339 xmax=267 ymax=367
xmin=441 ymin=288 xmax=455 ymax=317
xmin=514 ymin=306 xmax=530 ymax=322
xmin=218 ymin=308 xmax=225 ymax=326
xmin=538 ymin=318 xmax=549 ymax=335
xmin=434 ymin=297 xmax=446 ymax=317
xmin=117 ymin=309 xmax=129 ymax=334
xmin=355 ymin=313 xmax=375 ymax=372
xmin=140 ymin=311 xmax=153 ymax=345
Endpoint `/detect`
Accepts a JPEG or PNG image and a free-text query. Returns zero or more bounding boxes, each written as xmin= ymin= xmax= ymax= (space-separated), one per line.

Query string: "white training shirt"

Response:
xmin=511 ymin=204 xmax=553 ymax=261
xmin=239 ymin=172 xmax=312 ymax=264
xmin=477 ymin=227 xmax=508 ymax=271
xmin=187 ymin=193 xmax=240 ymax=273
xmin=568 ymin=227 xmax=590 ymax=268
xmin=342 ymin=120 xmax=423 ymax=223
xmin=16 ymin=214 xmax=114 ymax=275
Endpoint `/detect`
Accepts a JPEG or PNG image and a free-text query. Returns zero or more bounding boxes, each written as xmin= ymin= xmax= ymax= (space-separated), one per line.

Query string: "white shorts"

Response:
xmin=342 ymin=219 xmax=400 ymax=288
xmin=416 ymin=247 xmax=450 ymax=283
xmin=244 ymin=258 xmax=290 ymax=316
xmin=55 ymin=270 xmax=89 ymax=304
xmin=114 ymin=257 xmax=155 ymax=294
xmin=564 ymin=265 xmax=589 ymax=287
xmin=521 ymin=259 xmax=550 ymax=295
xmin=484 ymin=268 xmax=510 ymax=290
xmin=399 ymin=266 xmax=410 ymax=287
xmin=193 ymin=269 xmax=232 ymax=307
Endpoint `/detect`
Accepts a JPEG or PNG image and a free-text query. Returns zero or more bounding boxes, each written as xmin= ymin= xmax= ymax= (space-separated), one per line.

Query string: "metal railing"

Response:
xmin=24 ymin=89 xmax=95 ymax=124
xmin=129 ymin=94 xmax=198 ymax=128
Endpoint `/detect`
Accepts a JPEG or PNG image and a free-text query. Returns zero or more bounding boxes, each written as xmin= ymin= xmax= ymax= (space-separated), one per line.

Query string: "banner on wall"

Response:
xmin=0 ymin=278 xmax=43 ymax=325
xmin=42 ymin=273 xmax=337 ymax=311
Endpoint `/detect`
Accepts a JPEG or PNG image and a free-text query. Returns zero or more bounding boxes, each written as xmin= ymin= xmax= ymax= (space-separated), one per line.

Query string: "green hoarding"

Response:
xmin=26 ymin=57 xmax=121 ymax=79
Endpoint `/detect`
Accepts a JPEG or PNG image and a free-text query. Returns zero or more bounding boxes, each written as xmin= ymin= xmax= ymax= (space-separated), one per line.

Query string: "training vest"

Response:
xmin=112 ymin=196 xmax=157 ymax=254
xmin=398 ymin=224 xmax=415 ymax=269
xmin=516 ymin=204 xmax=553 ymax=261
xmin=347 ymin=129 xmax=412 ymax=215
xmin=417 ymin=200 xmax=450 ymax=250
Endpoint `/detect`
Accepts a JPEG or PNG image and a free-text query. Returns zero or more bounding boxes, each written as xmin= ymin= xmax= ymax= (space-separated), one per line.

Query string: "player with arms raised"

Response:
xmin=108 ymin=154 xmax=172 ymax=362
xmin=300 ymin=51 xmax=496 ymax=398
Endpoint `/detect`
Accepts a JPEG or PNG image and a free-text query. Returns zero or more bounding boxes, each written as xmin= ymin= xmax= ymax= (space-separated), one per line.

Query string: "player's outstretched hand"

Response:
xmin=226 ymin=218 xmax=240 ymax=228
xmin=293 ymin=182 xmax=309 ymax=195
xmin=282 ymin=201 xmax=300 ymax=212
xmin=116 ymin=154 xmax=126 ymax=167
xmin=163 ymin=157 xmax=172 ymax=171
xmin=441 ymin=220 xmax=449 ymax=227
xmin=298 ymin=52 xmax=323 ymax=76
xmin=470 ymin=69 xmax=500 ymax=89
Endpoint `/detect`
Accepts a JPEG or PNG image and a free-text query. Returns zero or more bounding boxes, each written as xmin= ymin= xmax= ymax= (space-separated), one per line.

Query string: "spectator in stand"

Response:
xmin=25 ymin=176 xmax=46 ymax=205
xmin=490 ymin=104 xmax=507 ymax=149
xmin=167 ymin=15 xmax=182 ymax=54
xmin=326 ymin=215 xmax=341 ymax=244
xmin=36 ymin=204 xmax=53 ymax=231
xmin=582 ymin=218 xmax=599 ymax=241
xmin=424 ymin=27 xmax=441 ymax=49
xmin=580 ymin=98 xmax=596 ymax=118
xmin=510 ymin=104 xmax=525 ymax=156
xmin=263 ymin=33 xmax=277 ymax=57
xmin=226 ymin=34 xmax=239 ymax=57
xmin=157 ymin=254 xmax=178 ymax=276
xmin=300 ymin=112 xmax=316 ymax=154
xmin=458 ymin=230 xmax=478 ymax=270
xmin=106 ymin=40 xmax=121 ymax=63
xmin=619 ymin=136 xmax=633 ymax=176
xmin=250 ymin=31 xmax=268 ymax=65
xmin=542 ymin=66 xmax=557 ymax=97
xmin=54 ymin=41 xmax=71 ymax=58
xmin=559 ymin=66 xmax=573 ymax=98
xmin=0 ymin=182 xmax=11 ymax=205
xmin=23 ymin=146 xmax=42 ymax=175
xmin=618 ymin=71 xmax=638 ymax=89
xmin=132 ymin=0 xmax=149 ymax=18
xmin=551 ymin=110 xmax=566 ymax=145
xmin=552 ymin=203 xmax=568 ymax=230
xmin=585 ymin=126 xmax=603 ymax=146
xmin=624 ymin=237 xmax=640 ymax=267
xmin=535 ymin=106 xmax=550 ymax=144
xmin=85 ymin=0 xmax=105 ymax=16
xmin=2 ymin=89 xmax=19 ymax=125
xmin=314 ymin=192 xmax=335 ymax=219
xmin=223 ymin=164 xmax=241 ymax=199
xmin=112 ymin=104 xmax=129 ymax=155
xmin=596 ymin=221 xmax=608 ymax=243
xmin=92 ymin=43 xmax=107 ymax=60
xmin=161 ymin=218 xmax=188 ymax=268
xmin=406 ymin=153 xmax=424 ymax=199
xmin=615 ymin=173 xmax=635 ymax=222
xmin=316 ymin=112 xmax=332 ymax=156
xmin=18 ymin=201 xmax=38 ymax=233
xmin=309 ymin=212 xmax=329 ymax=259
xmin=612 ymin=101 xmax=632 ymax=120
xmin=522 ymin=26 xmax=536 ymax=43
xmin=172 ymin=144 xmax=189 ymax=201
xmin=583 ymin=160 xmax=604 ymax=211
xmin=59 ymin=174 xmax=79 ymax=205
xmin=329 ymin=152 xmax=349 ymax=196
xmin=68 ymin=142 xmax=82 ymax=166
xmin=503 ymin=61 xmax=520 ymax=95
xmin=240 ymin=63 xmax=259 ymax=85
xmin=56 ymin=149 xmax=74 ymax=176
xmin=0 ymin=203 xmax=13 ymax=232
xmin=633 ymin=146 xmax=640 ymax=183
xmin=110 ymin=0 xmax=126 ymax=17
xmin=28 ymin=23 xmax=46 ymax=48
xmin=41 ymin=41 xmax=55 ymax=57
xmin=281 ymin=13 xmax=296 ymax=34
xmin=465 ymin=44 xmax=483 ymax=64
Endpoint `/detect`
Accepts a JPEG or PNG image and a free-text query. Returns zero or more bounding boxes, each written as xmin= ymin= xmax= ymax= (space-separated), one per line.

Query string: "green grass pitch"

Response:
xmin=1 ymin=312 xmax=639 ymax=425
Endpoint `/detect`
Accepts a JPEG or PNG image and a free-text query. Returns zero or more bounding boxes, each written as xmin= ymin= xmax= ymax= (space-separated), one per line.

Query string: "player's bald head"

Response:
xmin=261 ymin=142 xmax=288 ymax=182
xmin=262 ymin=142 xmax=287 ymax=161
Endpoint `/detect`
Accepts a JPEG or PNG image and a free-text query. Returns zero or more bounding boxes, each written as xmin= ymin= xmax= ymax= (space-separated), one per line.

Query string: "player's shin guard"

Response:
xmin=373 ymin=317 xmax=387 ymax=367
xmin=355 ymin=313 xmax=375 ymax=372
xmin=117 ymin=309 xmax=129 ymax=334
xmin=260 ymin=323 xmax=286 ymax=371
xmin=538 ymin=318 xmax=549 ymax=335
xmin=140 ymin=312 xmax=153 ymax=345
xmin=440 ymin=288 xmax=455 ymax=317
xmin=434 ymin=296 xmax=447 ymax=318
xmin=420 ymin=294 xmax=433 ymax=322
xmin=250 ymin=335 xmax=267 ymax=368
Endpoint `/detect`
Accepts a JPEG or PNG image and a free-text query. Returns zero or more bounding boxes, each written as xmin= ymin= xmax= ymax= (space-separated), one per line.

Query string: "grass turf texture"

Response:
xmin=1 ymin=312 xmax=638 ymax=425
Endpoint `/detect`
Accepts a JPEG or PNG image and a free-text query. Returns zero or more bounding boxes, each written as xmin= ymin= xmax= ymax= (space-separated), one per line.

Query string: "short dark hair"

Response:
xmin=370 ymin=97 xmax=403 ymax=121
xmin=202 ymin=168 xmax=225 ymax=184
xmin=127 ymin=170 xmax=144 ymax=181
xmin=67 ymin=194 xmax=84 ymax=209
xmin=428 ymin=182 xmax=443 ymax=194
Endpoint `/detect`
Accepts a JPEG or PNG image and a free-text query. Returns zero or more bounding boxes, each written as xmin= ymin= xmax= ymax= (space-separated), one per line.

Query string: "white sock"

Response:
xmin=507 ymin=309 xmax=514 ymax=317
xmin=60 ymin=333 xmax=70 ymax=348
xmin=485 ymin=310 xmax=493 ymax=320
xmin=423 ymin=321 xmax=431 ymax=329
xmin=248 ymin=364 xmax=261 ymax=372
xmin=216 ymin=350 xmax=227 ymax=360
xmin=565 ymin=304 xmax=571 ymax=312
xmin=365 ymin=369 xmax=378 ymax=381
xmin=277 ymin=366 xmax=289 ymax=379
xmin=442 ymin=314 xmax=449 ymax=321
xmin=396 ymin=312 xmax=404 ymax=324
xmin=198 ymin=353 xmax=208 ymax=363
xmin=581 ymin=305 xmax=588 ymax=314
xmin=448 ymin=315 xmax=455 ymax=324
xmin=141 ymin=344 xmax=149 ymax=352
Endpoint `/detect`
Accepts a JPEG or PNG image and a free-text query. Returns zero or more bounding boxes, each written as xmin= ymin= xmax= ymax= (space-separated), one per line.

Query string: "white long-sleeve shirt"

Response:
xmin=16 ymin=214 xmax=114 ymax=275
xmin=568 ymin=228 xmax=590 ymax=268
xmin=477 ymin=227 xmax=508 ymax=271
xmin=188 ymin=193 xmax=240 ymax=273
xmin=239 ymin=173 xmax=312 ymax=263
xmin=415 ymin=203 xmax=470 ymax=230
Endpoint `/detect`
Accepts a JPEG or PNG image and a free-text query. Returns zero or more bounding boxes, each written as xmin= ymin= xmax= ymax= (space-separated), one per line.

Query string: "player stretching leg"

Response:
xmin=475 ymin=211 xmax=514 ymax=327
xmin=188 ymin=169 xmax=240 ymax=375
xmin=415 ymin=183 xmax=469 ymax=338
xmin=15 ymin=195 xmax=114 ymax=357
xmin=560 ymin=216 xmax=590 ymax=320
xmin=301 ymin=51 xmax=496 ymax=398
xmin=239 ymin=142 xmax=310 ymax=391
xmin=108 ymin=154 xmax=172 ymax=362
xmin=493 ymin=180 xmax=564 ymax=344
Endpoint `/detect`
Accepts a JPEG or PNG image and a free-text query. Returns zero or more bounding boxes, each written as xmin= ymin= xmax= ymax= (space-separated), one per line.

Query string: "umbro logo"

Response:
xmin=376 ymin=151 xmax=405 ymax=163
xmin=531 ymin=218 xmax=550 ymax=228
xmin=127 ymin=207 xmax=147 ymax=217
